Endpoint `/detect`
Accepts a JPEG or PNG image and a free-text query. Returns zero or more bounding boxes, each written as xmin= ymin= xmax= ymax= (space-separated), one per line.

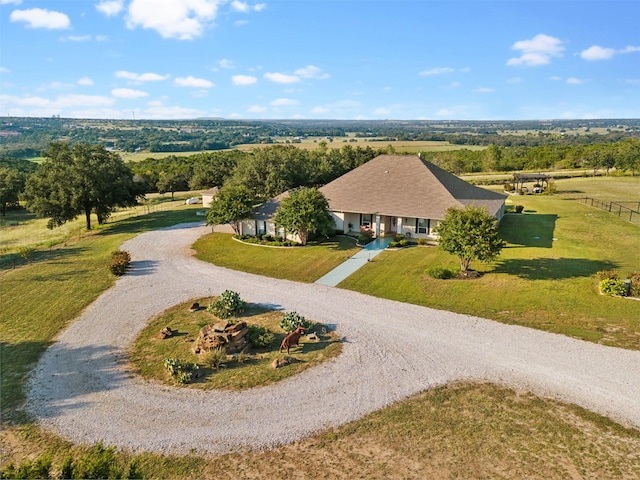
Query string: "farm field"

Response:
xmin=234 ymin=138 xmax=487 ymax=153
xmin=74 ymin=139 xmax=487 ymax=163
xmin=1 ymin=176 xmax=639 ymax=479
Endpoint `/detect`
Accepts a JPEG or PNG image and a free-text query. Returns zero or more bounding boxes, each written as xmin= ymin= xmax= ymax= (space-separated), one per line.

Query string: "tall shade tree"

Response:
xmin=0 ymin=167 xmax=25 ymax=217
xmin=435 ymin=205 xmax=505 ymax=273
xmin=273 ymin=187 xmax=334 ymax=245
xmin=205 ymin=185 xmax=253 ymax=235
xmin=23 ymin=142 xmax=141 ymax=230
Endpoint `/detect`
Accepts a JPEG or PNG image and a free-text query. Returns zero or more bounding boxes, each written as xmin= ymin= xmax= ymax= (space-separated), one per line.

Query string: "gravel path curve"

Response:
xmin=26 ymin=223 xmax=640 ymax=454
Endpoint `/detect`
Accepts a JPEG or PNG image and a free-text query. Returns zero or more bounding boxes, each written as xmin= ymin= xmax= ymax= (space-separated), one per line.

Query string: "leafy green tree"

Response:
xmin=435 ymin=205 xmax=505 ymax=273
xmin=274 ymin=187 xmax=334 ymax=245
xmin=205 ymin=185 xmax=253 ymax=235
xmin=0 ymin=167 xmax=25 ymax=216
xmin=22 ymin=142 xmax=141 ymax=230
xmin=619 ymin=138 xmax=640 ymax=176
xmin=157 ymin=171 xmax=189 ymax=200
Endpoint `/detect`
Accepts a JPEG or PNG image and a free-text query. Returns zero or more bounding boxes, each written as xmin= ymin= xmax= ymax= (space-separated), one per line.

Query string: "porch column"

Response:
xmin=375 ymin=215 xmax=381 ymax=237
xmin=397 ymin=217 xmax=403 ymax=235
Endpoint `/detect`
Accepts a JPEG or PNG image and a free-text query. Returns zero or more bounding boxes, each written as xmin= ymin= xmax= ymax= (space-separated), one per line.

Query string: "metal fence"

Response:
xmin=578 ymin=197 xmax=640 ymax=226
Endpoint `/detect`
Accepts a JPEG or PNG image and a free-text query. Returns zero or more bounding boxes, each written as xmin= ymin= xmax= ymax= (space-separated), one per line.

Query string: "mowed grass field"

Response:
xmin=193 ymin=234 xmax=360 ymax=283
xmin=1 ymin=175 xmax=639 ymax=478
xmin=339 ymin=177 xmax=640 ymax=348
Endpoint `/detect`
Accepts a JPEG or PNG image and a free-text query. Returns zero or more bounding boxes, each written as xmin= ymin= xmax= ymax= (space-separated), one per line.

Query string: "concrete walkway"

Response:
xmin=315 ymin=236 xmax=393 ymax=286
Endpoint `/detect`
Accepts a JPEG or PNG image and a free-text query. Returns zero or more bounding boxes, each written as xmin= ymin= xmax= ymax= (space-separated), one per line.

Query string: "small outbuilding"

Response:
xmin=201 ymin=187 xmax=220 ymax=207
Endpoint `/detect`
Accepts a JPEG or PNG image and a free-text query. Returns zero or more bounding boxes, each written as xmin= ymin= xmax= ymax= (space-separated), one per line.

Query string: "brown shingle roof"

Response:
xmin=319 ymin=154 xmax=506 ymax=219
xmin=249 ymin=190 xmax=290 ymax=221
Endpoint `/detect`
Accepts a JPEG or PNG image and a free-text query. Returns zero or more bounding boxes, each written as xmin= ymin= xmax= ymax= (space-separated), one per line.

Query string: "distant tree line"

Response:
xmin=2 ymin=138 xmax=638 ymax=223
xmin=419 ymin=139 xmax=640 ymax=175
xmin=2 ymin=117 xmax=638 ymax=158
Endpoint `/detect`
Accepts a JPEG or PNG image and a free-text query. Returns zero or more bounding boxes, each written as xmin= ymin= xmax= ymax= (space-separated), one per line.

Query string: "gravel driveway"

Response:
xmin=26 ymin=223 xmax=640 ymax=454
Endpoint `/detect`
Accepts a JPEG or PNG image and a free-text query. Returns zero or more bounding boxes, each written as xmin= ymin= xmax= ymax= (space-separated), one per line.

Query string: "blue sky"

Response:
xmin=1 ymin=0 xmax=639 ymax=120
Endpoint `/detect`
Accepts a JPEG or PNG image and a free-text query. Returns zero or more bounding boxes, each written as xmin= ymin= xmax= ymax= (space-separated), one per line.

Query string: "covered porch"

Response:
xmin=332 ymin=211 xmax=439 ymax=239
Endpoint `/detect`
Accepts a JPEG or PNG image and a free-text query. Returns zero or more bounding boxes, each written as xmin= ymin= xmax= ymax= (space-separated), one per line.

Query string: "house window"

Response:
xmin=257 ymin=221 xmax=266 ymax=235
xmin=361 ymin=214 xmax=372 ymax=229
xmin=416 ymin=218 xmax=429 ymax=234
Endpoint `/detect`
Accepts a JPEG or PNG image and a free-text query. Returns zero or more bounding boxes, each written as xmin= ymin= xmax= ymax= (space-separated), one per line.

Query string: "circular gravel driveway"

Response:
xmin=26 ymin=223 xmax=640 ymax=454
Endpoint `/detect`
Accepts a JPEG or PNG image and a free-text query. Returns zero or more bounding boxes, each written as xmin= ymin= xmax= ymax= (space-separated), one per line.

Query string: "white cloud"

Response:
xmin=0 ymin=67 xmax=10 ymax=73
xmin=0 ymin=0 xmax=22 ymax=5
xmin=234 ymin=19 xmax=248 ymax=27
xmin=0 ymin=93 xmax=114 ymax=109
xmin=622 ymin=45 xmax=640 ymax=54
xmin=10 ymin=8 xmax=71 ymax=29
xmin=115 ymin=70 xmax=169 ymax=82
xmin=566 ymin=77 xmax=583 ymax=85
xmin=264 ymin=72 xmax=300 ymax=84
xmin=581 ymin=44 xmax=640 ymax=61
xmin=219 ymin=58 xmax=235 ymax=69
xmin=64 ymin=35 xmax=92 ymax=42
xmin=507 ymin=34 xmax=564 ymax=66
xmin=232 ymin=74 xmax=257 ymax=85
xmin=37 ymin=81 xmax=73 ymax=91
xmin=420 ymin=67 xmax=455 ymax=76
xmin=231 ymin=0 xmax=250 ymax=13
xmin=174 ymin=76 xmax=213 ymax=88
xmin=625 ymin=79 xmax=640 ymax=85
xmin=310 ymin=106 xmax=329 ymax=114
xmin=294 ymin=65 xmax=329 ymax=79
xmin=96 ymin=0 xmax=124 ymax=17
xmin=231 ymin=1 xmax=265 ymax=13
xmin=474 ymin=87 xmax=495 ymax=93
xmin=112 ymin=88 xmax=149 ymax=98
xmin=125 ymin=0 xmax=220 ymax=40
xmin=142 ymin=104 xmax=205 ymax=119
xmin=264 ymin=66 xmax=329 ymax=84
xmin=78 ymin=77 xmax=94 ymax=86
xmin=247 ymin=105 xmax=266 ymax=113
xmin=581 ymin=45 xmax=615 ymax=61
xmin=270 ymin=98 xmax=298 ymax=107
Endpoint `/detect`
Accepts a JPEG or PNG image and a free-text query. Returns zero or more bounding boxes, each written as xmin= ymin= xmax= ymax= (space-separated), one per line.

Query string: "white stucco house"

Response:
xmin=239 ymin=154 xmax=506 ymax=242
xmin=319 ymin=154 xmax=506 ymax=240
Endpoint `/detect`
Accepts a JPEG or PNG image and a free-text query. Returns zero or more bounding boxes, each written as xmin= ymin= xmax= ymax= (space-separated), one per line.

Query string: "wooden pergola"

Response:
xmin=513 ymin=173 xmax=550 ymax=192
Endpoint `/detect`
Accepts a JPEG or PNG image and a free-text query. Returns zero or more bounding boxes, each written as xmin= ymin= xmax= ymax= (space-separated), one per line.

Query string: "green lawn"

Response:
xmin=193 ymin=233 xmax=359 ymax=283
xmin=339 ymin=190 xmax=640 ymax=349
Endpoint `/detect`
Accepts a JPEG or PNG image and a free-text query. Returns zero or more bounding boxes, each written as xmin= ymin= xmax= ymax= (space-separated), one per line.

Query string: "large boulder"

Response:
xmin=193 ymin=322 xmax=250 ymax=355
